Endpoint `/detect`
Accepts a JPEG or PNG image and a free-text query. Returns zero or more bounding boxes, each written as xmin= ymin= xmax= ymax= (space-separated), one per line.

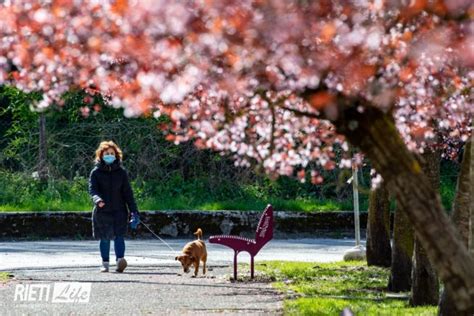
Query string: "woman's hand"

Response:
xmin=98 ymin=201 xmax=105 ymax=208
xmin=130 ymin=212 xmax=140 ymax=230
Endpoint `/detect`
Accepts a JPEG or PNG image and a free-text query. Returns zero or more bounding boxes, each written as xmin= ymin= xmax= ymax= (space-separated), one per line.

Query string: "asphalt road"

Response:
xmin=0 ymin=238 xmax=361 ymax=271
xmin=0 ymin=238 xmax=363 ymax=315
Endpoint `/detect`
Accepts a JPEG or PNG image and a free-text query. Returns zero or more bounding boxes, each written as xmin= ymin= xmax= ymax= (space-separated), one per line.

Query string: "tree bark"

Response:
xmin=331 ymin=103 xmax=474 ymax=313
xmin=411 ymin=238 xmax=439 ymax=305
xmin=388 ymin=202 xmax=414 ymax=292
xmin=452 ymin=141 xmax=472 ymax=247
xmin=470 ymin=123 xmax=474 ymax=255
xmin=366 ymin=182 xmax=391 ymax=267
xmin=410 ymin=151 xmax=440 ymax=306
xmin=439 ymin=141 xmax=471 ymax=315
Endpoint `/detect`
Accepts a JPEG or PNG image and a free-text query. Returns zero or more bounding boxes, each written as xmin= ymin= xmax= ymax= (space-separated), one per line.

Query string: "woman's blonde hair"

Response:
xmin=94 ymin=141 xmax=123 ymax=162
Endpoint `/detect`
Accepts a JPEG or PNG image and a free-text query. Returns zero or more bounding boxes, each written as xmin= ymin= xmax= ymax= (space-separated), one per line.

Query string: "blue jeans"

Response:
xmin=100 ymin=236 xmax=125 ymax=262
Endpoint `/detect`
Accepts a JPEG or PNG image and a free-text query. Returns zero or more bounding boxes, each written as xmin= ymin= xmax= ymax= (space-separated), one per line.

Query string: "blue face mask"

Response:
xmin=103 ymin=154 xmax=116 ymax=165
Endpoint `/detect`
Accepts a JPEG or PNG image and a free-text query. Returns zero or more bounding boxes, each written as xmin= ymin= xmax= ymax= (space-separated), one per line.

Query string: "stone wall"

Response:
xmin=0 ymin=210 xmax=369 ymax=239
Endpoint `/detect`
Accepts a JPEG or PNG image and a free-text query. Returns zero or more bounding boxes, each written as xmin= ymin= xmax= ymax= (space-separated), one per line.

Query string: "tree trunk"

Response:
xmin=388 ymin=202 xmax=414 ymax=292
xmin=439 ymin=141 xmax=471 ymax=315
xmin=366 ymin=182 xmax=391 ymax=267
xmin=410 ymin=151 xmax=440 ymax=306
xmin=411 ymin=238 xmax=439 ymax=305
xmin=38 ymin=112 xmax=48 ymax=182
xmin=452 ymin=141 xmax=472 ymax=248
xmin=470 ymin=123 xmax=474 ymax=255
xmin=331 ymin=103 xmax=474 ymax=313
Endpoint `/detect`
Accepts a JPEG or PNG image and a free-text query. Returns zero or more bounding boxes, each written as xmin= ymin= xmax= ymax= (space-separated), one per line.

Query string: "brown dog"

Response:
xmin=175 ymin=228 xmax=207 ymax=277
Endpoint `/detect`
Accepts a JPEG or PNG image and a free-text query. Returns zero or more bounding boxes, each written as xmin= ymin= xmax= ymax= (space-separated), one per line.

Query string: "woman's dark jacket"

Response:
xmin=88 ymin=160 xmax=138 ymax=240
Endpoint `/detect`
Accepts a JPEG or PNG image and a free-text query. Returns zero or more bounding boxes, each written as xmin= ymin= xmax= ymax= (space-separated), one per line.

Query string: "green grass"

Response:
xmin=0 ymin=272 xmax=13 ymax=283
xmin=0 ymin=171 xmax=353 ymax=212
xmin=0 ymin=168 xmax=456 ymax=213
xmin=0 ymin=196 xmax=350 ymax=213
xmin=141 ymin=197 xmax=349 ymax=212
xmin=258 ymin=261 xmax=437 ymax=316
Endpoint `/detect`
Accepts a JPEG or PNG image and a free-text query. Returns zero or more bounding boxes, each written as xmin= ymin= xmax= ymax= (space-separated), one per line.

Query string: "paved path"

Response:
xmin=0 ymin=238 xmax=360 ymax=270
xmin=0 ymin=238 xmax=363 ymax=315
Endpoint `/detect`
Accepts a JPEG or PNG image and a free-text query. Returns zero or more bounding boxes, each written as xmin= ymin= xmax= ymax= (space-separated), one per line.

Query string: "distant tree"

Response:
xmin=366 ymin=182 xmax=391 ymax=268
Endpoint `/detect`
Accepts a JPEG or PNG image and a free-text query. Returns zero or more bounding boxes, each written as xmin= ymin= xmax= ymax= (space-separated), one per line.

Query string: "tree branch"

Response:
xmin=280 ymin=105 xmax=320 ymax=119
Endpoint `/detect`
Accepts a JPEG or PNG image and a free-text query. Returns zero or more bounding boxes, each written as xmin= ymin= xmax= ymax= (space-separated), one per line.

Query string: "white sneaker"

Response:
xmin=100 ymin=261 xmax=109 ymax=273
xmin=116 ymin=258 xmax=127 ymax=273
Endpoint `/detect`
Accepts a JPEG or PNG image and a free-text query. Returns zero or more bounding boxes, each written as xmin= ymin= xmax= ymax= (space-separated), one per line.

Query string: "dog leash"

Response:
xmin=138 ymin=220 xmax=177 ymax=252
xmin=81 ymin=215 xmax=177 ymax=252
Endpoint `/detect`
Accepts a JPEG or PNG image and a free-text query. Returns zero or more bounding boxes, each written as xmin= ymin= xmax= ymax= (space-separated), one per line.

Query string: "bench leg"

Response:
xmin=250 ymin=256 xmax=255 ymax=279
xmin=233 ymin=251 xmax=238 ymax=280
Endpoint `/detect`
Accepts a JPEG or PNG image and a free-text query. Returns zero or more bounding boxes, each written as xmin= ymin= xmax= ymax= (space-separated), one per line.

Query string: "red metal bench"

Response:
xmin=209 ymin=204 xmax=274 ymax=280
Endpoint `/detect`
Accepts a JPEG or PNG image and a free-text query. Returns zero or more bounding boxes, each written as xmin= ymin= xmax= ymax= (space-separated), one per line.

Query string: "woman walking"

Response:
xmin=89 ymin=140 xmax=140 ymax=272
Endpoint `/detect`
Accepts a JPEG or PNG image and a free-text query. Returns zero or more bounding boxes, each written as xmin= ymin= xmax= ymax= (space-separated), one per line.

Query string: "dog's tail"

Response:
xmin=194 ymin=228 xmax=203 ymax=240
